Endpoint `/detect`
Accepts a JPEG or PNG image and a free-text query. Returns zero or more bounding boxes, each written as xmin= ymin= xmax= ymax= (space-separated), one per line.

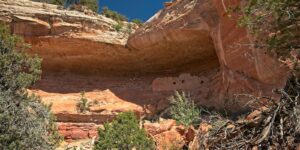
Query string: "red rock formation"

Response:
xmin=0 ymin=0 xmax=291 ymax=144
xmin=144 ymin=119 xmax=189 ymax=150
xmin=128 ymin=0 xmax=289 ymax=110
xmin=58 ymin=123 xmax=101 ymax=141
xmin=144 ymin=119 xmax=177 ymax=136
xmin=36 ymin=89 xmax=144 ymax=123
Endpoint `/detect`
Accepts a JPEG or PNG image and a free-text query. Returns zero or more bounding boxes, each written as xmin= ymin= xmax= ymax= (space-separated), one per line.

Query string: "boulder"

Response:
xmin=144 ymin=119 xmax=177 ymax=136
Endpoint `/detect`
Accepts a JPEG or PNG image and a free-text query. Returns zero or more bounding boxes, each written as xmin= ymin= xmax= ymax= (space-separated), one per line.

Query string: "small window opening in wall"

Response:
xmin=173 ymin=82 xmax=176 ymax=85
xmin=181 ymin=80 xmax=185 ymax=84
xmin=200 ymin=80 xmax=204 ymax=84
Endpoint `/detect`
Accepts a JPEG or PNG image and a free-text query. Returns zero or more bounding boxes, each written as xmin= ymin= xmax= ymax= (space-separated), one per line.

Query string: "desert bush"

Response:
xmin=101 ymin=6 xmax=128 ymax=22
xmin=169 ymin=91 xmax=200 ymax=126
xmin=238 ymin=0 xmax=300 ymax=61
xmin=94 ymin=111 xmax=155 ymax=150
xmin=113 ymin=23 xmax=123 ymax=32
xmin=131 ymin=19 xmax=143 ymax=26
xmin=0 ymin=93 xmax=62 ymax=149
xmin=33 ymin=0 xmax=98 ymax=12
xmin=0 ymin=22 xmax=62 ymax=149
xmin=78 ymin=0 xmax=98 ymax=12
xmin=125 ymin=23 xmax=133 ymax=34
xmin=77 ymin=91 xmax=89 ymax=113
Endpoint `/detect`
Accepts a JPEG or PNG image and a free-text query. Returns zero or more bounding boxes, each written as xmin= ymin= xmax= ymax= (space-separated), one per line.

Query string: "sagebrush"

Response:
xmin=169 ymin=91 xmax=200 ymax=126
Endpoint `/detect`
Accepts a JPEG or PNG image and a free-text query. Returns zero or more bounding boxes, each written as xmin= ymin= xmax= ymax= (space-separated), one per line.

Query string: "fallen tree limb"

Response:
xmin=199 ymin=75 xmax=300 ymax=149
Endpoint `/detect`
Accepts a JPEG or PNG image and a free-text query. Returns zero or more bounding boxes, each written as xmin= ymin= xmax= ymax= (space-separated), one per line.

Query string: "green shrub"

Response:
xmin=77 ymin=91 xmax=89 ymax=113
xmin=131 ymin=19 xmax=143 ymax=26
xmin=78 ymin=0 xmax=98 ymax=12
xmin=0 ymin=23 xmax=62 ymax=149
xmin=238 ymin=0 xmax=300 ymax=60
xmin=101 ymin=6 xmax=128 ymax=22
xmin=169 ymin=91 xmax=200 ymax=126
xmin=125 ymin=23 xmax=133 ymax=34
xmin=33 ymin=0 xmax=98 ymax=12
xmin=113 ymin=23 xmax=123 ymax=32
xmin=94 ymin=112 xmax=155 ymax=150
xmin=49 ymin=0 xmax=64 ymax=5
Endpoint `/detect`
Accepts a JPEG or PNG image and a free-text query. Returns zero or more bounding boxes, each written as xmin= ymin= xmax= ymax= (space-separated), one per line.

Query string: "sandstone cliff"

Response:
xmin=0 ymin=0 xmax=290 ymax=144
xmin=128 ymin=0 xmax=289 ymax=110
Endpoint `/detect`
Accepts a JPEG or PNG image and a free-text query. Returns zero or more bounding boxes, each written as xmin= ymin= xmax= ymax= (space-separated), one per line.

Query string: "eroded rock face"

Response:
xmin=0 ymin=0 xmax=133 ymax=74
xmin=58 ymin=123 xmax=101 ymax=141
xmin=128 ymin=0 xmax=289 ymax=110
xmin=1 ymin=0 xmax=220 ymax=75
xmin=0 ymin=0 xmax=291 ymax=143
xmin=144 ymin=119 xmax=186 ymax=150
xmin=34 ymin=89 xmax=144 ymax=123
xmin=152 ymin=73 xmax=209 ymax=92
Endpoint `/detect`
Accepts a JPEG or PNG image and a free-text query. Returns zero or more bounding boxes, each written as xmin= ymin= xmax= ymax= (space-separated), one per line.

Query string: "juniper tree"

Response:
xmin=95 ymin=112 xmax=154 ymax=150
xmin=239 ymin=0 xmax=300 ymax=62
xmin=0 ymin=23 xmax=62 ymax=149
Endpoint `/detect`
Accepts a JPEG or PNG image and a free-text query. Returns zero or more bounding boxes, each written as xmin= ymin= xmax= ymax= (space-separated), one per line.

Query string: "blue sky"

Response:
xmin=98 ymin=0 xmax=168 ymax=21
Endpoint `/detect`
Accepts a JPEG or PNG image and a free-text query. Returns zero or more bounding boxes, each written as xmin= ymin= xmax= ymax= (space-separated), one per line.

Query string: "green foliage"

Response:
xmin=78 ymin=0 xmax=98 ymax=12
xmin=113 ymin=23 xmax=123 ymax=32
xmin=34 ymin=0 xmax=98 ymax=12
xmin=49 ymin=0 xmax=64 ymax=5
xmin=77 ymin=91 xmax=89 ymax=113
xmin=94 ymin=112 xmax=155 ymax=150
xmin=125 ymin=23 xmax=133 ymax=34
xmin=239 ymin=0 xmax=300 ymax=60
xmin=0 ymin=93 xmax=62 ymax=149
xmin=169 ymin=91 xmax=200 ymax=126
xmin=0 ymin=49 xmax=40 ymax=92
xmin=0 ymin=23 xmax=62 ymax=149
xmin=0 ymin=23 xmax=41 ymax=93
xmin=131 ymin=19 xmax=143 ymax=26
xmin=101 ymin=6 xmax=128 ymax=22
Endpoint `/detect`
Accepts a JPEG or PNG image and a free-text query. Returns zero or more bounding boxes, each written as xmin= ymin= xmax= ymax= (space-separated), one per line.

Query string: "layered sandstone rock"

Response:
xmin=58 ymin=123 xmax=101 ymax=141
xmin=0 ymin=0 xmax=291 ymax=144
xmin=0 ymin=0 xmax=133 ymax=74
xmin=128 ymin=0 xmax=289 ymax=110
xmin=1 ymin=0 xmax=287 ymax=114
xmin=0 ymin=0 xmax=148 ymax=142
xmin=35 ymin=89 xmax=144 ymax=123
xmin=0 ymin=0 xmax=221 ymax=75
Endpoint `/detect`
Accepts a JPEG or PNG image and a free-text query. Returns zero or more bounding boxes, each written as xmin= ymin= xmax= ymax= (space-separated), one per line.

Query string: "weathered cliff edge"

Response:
xmin=0 ymin=0 xmax=290 ymax=142
xmin=128 ymin=0 xmax=289 ymax=109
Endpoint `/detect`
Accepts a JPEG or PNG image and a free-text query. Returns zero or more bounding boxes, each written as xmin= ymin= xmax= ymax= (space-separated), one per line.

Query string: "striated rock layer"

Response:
xmin=128 ymin=0 xmax=289 ymax=110
xmin=0 ymin=0 xmax=290 ymax=141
